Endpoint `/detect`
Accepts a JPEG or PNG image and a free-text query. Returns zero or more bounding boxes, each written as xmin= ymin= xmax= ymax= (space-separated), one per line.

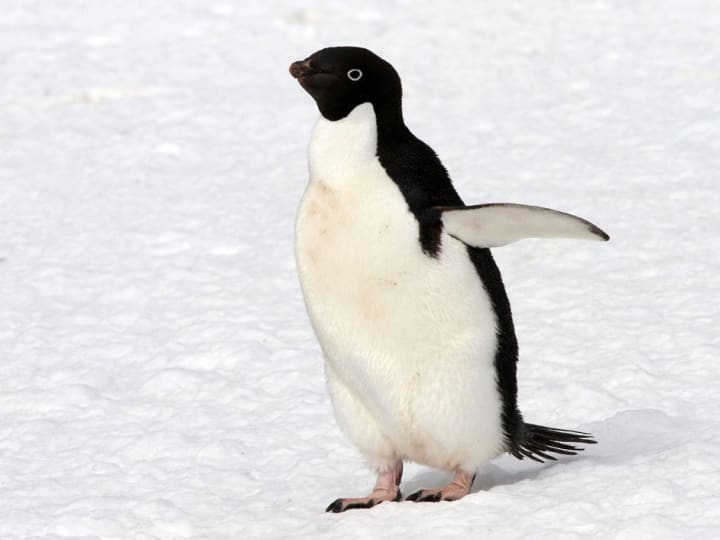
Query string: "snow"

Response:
xmin=1 ymin=0 xmax=719 ymax=538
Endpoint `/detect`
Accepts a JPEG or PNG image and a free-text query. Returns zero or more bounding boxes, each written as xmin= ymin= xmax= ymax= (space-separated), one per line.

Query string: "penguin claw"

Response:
xmin=407 ymin=470 xmax=475 ymax=503
xmin=406 ymin=489 xmax=443 ymax=503
xmin=325 ymin=498 xmax=376 ymax=513
xmin=325 ymin=498 xmax=345 ymax=513
xmin=325 ymin=490 xmax=402 ymax=513
xmin=405 ymin=490 xmax=421 ymax=502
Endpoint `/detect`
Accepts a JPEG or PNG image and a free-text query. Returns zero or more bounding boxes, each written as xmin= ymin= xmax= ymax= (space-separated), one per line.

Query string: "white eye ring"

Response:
xmin=347 ymin=68 xmax=363 ymax=81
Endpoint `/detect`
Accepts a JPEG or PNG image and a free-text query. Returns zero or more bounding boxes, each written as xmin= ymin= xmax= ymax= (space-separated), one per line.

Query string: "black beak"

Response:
xmin=289 ymin=60 xmax=319 ymax=79
xmin=290 ymin=58 xmax=338 ymax=98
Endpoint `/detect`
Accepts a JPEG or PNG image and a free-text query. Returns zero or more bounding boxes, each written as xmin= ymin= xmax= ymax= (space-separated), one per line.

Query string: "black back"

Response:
xmin=292 ymin=46 xmax=525 ymax=450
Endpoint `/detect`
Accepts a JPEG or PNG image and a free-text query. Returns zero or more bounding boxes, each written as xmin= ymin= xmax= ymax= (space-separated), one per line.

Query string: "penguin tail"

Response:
xmin=510 ymin=423 xmax=596 ymax=463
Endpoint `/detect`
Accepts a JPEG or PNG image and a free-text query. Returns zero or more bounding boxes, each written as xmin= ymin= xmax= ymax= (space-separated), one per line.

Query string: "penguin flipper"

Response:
xmin=438 ymin=203 xmax=610 ymax=248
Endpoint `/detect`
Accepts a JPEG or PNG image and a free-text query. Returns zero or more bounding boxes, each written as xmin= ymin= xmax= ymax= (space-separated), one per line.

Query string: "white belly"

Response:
xmin=295 ymin=104 xmax=504 ymax=471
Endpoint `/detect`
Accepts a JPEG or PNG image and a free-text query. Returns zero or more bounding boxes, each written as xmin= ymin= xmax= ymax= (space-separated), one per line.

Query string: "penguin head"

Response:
xmin=290 ymin=46 xmax=402 ymax=121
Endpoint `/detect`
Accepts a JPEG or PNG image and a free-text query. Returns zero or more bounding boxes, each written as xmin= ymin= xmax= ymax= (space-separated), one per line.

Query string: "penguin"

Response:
xmin=289 ymin=46 xmax=608 ymax=513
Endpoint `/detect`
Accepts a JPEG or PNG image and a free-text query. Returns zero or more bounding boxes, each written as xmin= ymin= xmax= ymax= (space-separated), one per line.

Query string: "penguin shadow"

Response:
xmin=402 ymin=459 xmax=563 ymax=496
xmin=473 ymin=455 xmax=585 ymax=492
xmin=404 ymin=409 xmax=684 ymax=495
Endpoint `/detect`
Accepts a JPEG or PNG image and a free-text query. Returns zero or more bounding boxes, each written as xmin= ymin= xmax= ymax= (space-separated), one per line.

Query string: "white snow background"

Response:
xmin=2 ymin=0 xmax=719 ymax=538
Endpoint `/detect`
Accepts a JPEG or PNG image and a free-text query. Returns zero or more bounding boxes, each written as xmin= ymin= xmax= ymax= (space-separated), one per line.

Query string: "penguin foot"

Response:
xmin=406 ymin=469 xmax=476 ymax=503
xmin=326 ymin=460 xmax=403 ymax=513
xmin=325 ymin=488 xmax=402 ymax=513
xmin=406 ymin=486 xmax=464 ymax=502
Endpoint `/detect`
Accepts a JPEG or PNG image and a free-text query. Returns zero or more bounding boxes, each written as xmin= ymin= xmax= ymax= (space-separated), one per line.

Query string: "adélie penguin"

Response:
xmin=289 ymin=46 xmax=608 ymax=513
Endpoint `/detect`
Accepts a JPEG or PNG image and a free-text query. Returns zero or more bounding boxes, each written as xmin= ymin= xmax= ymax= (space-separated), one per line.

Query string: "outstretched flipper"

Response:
xmin=439 ymin=203 xmax=610 ymax=248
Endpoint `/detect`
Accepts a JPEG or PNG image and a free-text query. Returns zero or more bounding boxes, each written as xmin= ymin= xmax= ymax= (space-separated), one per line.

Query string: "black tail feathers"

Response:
xmin=510 ymin=423 xmax=596 ymax=463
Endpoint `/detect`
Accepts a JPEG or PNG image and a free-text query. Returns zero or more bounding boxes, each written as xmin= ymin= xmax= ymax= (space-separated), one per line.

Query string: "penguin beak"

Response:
xmin=289 ymin=60 xmax=319 ymax=80
xmin=289 ymin=60 xmax=338 ymax=92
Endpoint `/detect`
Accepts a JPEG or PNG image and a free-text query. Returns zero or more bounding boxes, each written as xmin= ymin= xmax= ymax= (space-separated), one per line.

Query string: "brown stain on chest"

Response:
xmin=304 ymin=181 xmax=345 ymax=226
xmin=301 ymin=179 xmax=405 ymax=320
xmin=301 ymin=181 xmax=346 ymax=269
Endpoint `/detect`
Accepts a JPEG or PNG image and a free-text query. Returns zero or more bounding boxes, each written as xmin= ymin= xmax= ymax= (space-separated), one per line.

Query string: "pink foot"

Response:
xmin=326 ymin=461 xmax=403 ymax=513
xmin=406 ymin=468 xmax=476 ymax=503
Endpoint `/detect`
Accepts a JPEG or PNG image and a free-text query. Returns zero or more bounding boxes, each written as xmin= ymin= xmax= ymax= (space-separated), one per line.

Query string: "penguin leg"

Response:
xmin=325 ymin=460 xmax=403 ymax=513
xmin=406 ymin=468 xmax=476 ymax=503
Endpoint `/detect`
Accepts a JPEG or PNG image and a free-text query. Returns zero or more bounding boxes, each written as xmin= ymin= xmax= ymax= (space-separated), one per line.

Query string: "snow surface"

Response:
xmin=2 ymin=0 xmax=720 ymax=538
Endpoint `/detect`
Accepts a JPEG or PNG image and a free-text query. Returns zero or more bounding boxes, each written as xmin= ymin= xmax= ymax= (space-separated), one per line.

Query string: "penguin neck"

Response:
xmin=374 ymin=99 xmax=405 ymax=136
xmin=308 ymin=101 xmax=408 ymax=187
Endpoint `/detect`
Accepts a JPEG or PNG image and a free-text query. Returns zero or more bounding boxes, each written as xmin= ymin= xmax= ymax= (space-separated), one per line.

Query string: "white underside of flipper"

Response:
xmin=440 ymin=203 xmax=609 ymax=248
xmin=295 ymin=103 xmax=505 ymax=473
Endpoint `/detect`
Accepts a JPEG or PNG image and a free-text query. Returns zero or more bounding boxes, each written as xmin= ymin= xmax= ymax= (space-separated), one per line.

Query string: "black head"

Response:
xmin=289 ymin=46 xmax=402 ymax=121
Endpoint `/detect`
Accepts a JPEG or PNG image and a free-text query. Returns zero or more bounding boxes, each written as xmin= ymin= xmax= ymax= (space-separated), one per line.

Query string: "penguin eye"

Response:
xmin=347 ymin=68 xmax=363 ymax=82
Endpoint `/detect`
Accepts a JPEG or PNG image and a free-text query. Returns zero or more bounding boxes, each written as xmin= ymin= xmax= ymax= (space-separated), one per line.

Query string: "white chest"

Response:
xmin=294 ymin=104 xmax=503 ymax=467
xmin=295 ymin=104 xmax=497 ymax=372
xmin=296 ymin=105 xmax=417 ymax=332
